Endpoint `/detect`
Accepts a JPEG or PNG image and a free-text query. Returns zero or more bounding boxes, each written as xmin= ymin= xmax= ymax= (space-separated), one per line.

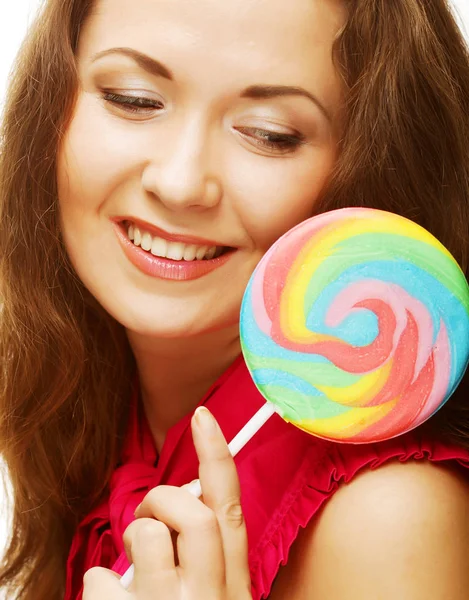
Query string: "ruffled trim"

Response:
xmin=249 ymin=435 xmax=469 ymax=599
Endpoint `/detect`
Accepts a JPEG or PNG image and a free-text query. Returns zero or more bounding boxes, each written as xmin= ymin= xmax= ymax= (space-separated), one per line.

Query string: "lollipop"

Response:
xmin=120 ymin=207 xmax=469 ymax=589
xmin=240 ymin=207 xmax=469 ymax=443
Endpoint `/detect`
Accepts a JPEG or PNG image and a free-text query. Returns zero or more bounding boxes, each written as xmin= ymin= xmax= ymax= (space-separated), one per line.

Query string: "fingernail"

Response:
xmin=195 ymin=407 xmax=217 ymax=434
xmin=186 ymin=479 xmax=203 ymax=498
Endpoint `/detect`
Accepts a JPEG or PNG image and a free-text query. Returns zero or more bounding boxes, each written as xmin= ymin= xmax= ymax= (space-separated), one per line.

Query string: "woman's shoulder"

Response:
xmin=312 ymin=458 xmax=469 ymax=548
xmin=270 ymin=457 xmax=469 ymax=599
xmin=245 ymin=422 xmax=469 ymax=598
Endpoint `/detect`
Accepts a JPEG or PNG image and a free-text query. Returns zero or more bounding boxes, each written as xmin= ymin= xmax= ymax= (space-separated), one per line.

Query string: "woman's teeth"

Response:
xmin=127 ymin=224 xmax=223 ymax=261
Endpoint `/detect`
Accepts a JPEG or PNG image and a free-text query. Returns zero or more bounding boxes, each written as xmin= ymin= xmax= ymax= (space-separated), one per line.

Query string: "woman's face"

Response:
xmin=58 ymin=0 xmax=345 ymax=338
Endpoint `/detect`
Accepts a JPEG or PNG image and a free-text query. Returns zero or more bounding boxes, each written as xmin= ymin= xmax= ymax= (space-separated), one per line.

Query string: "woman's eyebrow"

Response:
xmin=90 ymin=47 xmax=331 ymax=121
xmin=242 ymin=85 xmax=331 ymax=122
xmin=91 ymin=47 xmax=174 ymax=80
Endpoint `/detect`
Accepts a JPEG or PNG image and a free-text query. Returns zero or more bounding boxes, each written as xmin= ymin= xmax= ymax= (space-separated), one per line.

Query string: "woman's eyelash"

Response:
xmin=236 ymin=127 xmax=306 ymax=152
xmin=102 ymin=92 xmax=164 ymax=113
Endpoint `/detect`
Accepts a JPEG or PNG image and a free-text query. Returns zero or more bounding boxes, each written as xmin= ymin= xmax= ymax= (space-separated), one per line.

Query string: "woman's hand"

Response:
xmin=82 ymin=407 xmax=252 ymax=600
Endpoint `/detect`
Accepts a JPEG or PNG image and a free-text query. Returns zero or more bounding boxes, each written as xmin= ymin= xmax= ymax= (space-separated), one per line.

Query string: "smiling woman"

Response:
xmin=57 ymin=0 xmax=342 ymax=342
xmin=1 ymin=1 xmax=469 ymax=600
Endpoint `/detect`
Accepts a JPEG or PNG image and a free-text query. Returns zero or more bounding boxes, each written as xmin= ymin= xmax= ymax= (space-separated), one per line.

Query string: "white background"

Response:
xmin=1 ymin=0 xmax=469 ymax=596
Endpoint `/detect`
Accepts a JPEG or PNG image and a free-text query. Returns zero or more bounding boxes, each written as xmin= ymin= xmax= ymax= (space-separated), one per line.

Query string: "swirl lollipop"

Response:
xmin=120 ymin=207 xmax=469 ymax=589
xmin=240 ymin=207 xmax=469 ymax=444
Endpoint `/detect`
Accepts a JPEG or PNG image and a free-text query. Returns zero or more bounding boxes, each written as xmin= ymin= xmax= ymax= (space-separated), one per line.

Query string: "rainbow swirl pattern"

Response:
xmin=240 ymin=208 xmax=469 ymax=443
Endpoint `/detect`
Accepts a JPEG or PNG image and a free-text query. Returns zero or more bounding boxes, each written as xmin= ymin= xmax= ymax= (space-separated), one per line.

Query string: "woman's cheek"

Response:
xmin=226 ymin=147 xmax=336 ymax=250
xmin=58 ymin=94 xmax=148 ymax=205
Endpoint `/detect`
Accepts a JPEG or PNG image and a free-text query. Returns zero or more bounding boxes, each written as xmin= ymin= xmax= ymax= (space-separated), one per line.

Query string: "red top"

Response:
xmin=64 ymin=356 xmax=469 ymax=599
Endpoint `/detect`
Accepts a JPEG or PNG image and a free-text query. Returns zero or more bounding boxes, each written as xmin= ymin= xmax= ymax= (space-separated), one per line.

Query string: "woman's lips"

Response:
xmin=114 ymin=222 xmax=235 ymax=281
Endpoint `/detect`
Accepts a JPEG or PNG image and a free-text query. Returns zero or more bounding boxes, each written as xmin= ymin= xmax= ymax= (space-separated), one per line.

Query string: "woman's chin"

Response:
xmin=111 ymin=306 xmax=239 ymax=340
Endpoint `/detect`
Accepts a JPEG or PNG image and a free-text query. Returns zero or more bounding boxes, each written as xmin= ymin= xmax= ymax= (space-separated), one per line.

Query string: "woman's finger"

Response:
xmin=83 ymin=567 xmax=129 ymax=600
xmin=135 ymin=485 xmax=225 ymax=594
xmin=122 ymin=517 xmax=178 ymax=597
xmin=191 ymin=407 xmax=251 ymax=595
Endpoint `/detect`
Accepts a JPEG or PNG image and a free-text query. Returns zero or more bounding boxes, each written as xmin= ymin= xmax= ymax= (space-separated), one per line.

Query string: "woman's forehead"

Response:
xmin=80 ymin=0 xmax=345 ymax=73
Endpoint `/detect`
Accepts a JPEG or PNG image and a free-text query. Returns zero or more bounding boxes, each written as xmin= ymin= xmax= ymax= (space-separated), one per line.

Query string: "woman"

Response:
xmin=1 ymin=0 xmax=469 ymax=598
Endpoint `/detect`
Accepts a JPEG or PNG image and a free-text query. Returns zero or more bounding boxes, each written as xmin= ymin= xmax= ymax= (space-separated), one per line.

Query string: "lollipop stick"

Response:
xmin=120 ymin=402 xmax=277 ymax=589
xmin=227 ymin=402 xmax=277 ymax=455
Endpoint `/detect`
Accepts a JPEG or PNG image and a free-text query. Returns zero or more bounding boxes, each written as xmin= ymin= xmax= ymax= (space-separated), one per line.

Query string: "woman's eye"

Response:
xmin=236 ymin=126 xmax=306 ymax=154
xmin=101 ymin=92 xmax=164 ymax=114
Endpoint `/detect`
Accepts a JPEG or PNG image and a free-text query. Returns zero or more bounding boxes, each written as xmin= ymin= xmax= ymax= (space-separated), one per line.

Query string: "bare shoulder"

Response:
xmin=270 ymin=460 xmax=469 ymax=600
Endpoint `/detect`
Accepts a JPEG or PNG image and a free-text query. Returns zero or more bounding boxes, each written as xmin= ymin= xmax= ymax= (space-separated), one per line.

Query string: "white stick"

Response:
xmin=227 ymin=402 xmax=277 ymax=455
xmin=120 ymin=402 xmax=277 ymax=589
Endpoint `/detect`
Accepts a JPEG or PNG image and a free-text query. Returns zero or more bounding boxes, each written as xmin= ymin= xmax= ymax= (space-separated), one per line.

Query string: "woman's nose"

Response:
xmin=141 ymin=121 xmax=222 ymax=212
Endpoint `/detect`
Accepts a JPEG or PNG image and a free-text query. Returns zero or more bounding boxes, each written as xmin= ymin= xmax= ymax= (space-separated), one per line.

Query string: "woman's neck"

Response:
xmin=127 ymin=326 xmax=241 ymax=452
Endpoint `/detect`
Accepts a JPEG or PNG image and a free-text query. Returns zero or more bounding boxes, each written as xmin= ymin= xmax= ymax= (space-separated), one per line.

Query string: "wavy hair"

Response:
xmin=1 ymin=0 xmax=468 ymax=598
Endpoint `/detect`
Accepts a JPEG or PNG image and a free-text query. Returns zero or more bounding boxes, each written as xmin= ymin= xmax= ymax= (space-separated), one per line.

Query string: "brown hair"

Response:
xmin=0 ymin=0 xmax=468 ymax=598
